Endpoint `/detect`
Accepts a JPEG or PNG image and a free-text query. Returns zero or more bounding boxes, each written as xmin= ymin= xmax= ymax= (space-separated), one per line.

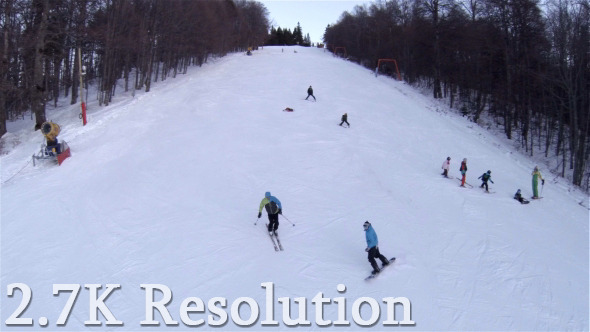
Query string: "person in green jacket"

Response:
xmin=532 ymin=166 xmax=544 ymax=199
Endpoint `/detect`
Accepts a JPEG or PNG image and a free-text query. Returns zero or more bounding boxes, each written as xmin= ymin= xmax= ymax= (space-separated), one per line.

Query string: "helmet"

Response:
xmin=447 ymin=157 xmax=451 ymax=160
xmin=487 ymin=170 xmax=491 ymax=174
xmin=363 ymin=221 xmax=370 ymax=230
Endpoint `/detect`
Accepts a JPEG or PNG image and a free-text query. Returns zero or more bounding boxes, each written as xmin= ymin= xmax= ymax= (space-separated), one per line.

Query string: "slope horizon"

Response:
xmin=1 ymin=45 xmax=588 ymax=331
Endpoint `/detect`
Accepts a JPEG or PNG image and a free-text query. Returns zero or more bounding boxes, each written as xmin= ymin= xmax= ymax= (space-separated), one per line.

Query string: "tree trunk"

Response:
xmin=31 ymin=0 xmax=49 ymax=130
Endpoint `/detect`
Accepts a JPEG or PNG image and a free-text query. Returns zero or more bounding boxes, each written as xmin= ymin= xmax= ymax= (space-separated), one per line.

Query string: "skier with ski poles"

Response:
xmin=459 ymin=158 xmax=468 ymax=187
xmin=532 ymin=166 xmax=545 ymax=199
xmin=258 ymin=192 xmax=282 ymax=235
xmin=478 ymin=170 xmax=494 ymax=192
xmin=363 ymin=221 xmax=390 ymax=275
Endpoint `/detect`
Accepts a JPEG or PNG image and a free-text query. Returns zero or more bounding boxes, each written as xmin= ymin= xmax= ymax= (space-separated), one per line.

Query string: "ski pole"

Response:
xmin=280 ymin=214 xmax=295 ymax=227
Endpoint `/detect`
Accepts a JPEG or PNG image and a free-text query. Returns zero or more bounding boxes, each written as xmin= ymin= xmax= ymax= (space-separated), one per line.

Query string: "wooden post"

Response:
xmin=78 ymin=47 xmax=87 ymax=125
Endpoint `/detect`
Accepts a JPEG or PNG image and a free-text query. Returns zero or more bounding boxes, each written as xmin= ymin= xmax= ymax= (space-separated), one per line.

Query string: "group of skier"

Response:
xmin=441 ymin=157 xmax=545 ymax=202
xmin=303 ymin=85 xmax=351 ymax=128
xmin=257 ymin=191 xmax=391 ymax=276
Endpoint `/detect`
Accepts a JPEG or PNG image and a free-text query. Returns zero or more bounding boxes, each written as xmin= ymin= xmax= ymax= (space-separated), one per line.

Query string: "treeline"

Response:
xmin=265 ymin=22 xmax=312 ymax=46
xmin=324 ymin=0 xmax=590 ymax=189
xmin=0 ymin=0 xmax=269 ymax=135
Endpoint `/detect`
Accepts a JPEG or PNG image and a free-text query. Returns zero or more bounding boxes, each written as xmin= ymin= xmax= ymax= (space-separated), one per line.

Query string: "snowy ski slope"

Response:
xmin=1 ymin=46 xmax=588 ymax=331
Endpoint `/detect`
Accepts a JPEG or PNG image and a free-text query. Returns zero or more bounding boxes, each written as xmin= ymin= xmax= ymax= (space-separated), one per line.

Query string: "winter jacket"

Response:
xmin=365 ymin=225 xmax=379 ymax=248
xmin=442 ymin=160 xmax=450 ymax=171
xmin=341 ymin=113 xmax=347 ymax=121
xmin=478 ymin=173 xmax=493 ymax=183
xmin=259 ymin=192 xmax=282 ymax=215
xmin=532 ymin=170 xmax=543 ymax=183
xmin=307 ymin=87 xmax=313 ymax=95
xmin=460 ymin=162 xmax=467 ymax=175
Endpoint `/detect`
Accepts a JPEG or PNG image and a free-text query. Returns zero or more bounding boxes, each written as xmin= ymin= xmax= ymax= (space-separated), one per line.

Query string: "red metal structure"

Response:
xmin=375 ymin=59 xmax=401 ymax=81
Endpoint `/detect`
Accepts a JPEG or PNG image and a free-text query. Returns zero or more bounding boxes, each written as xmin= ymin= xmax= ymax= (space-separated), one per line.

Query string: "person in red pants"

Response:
xmin=460 ymin=158 xmax=468 ymax=187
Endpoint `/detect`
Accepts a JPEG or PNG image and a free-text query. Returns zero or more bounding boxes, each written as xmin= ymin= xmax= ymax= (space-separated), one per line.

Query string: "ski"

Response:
xmin=274 ymin=234 xmax=284 ymax=251
xmin=268 ymin=232 xmax=279 ymax=251
xmin=266 ymin=224 xmax=279 ymax=251
xmin=365 ymin=257 xmax=396 ymax=281
xmin=456 ymin=177 xmax=473 ymax=188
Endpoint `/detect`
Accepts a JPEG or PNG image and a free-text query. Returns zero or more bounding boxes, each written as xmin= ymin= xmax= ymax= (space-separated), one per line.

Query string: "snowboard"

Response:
xmin=365 ymin=257 xmax=396 ymax=280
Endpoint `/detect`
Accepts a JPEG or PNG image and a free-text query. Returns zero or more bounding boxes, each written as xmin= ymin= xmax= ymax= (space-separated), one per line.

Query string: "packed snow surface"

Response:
xmin=1 ymin=46 xmax=588 ymax=331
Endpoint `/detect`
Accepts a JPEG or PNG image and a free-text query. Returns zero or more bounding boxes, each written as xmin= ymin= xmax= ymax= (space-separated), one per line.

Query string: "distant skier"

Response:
xmin=478 ymin=170 xmax=494 ymax=192
xmin=339 ymin=113 xmax=350 ymax=127
xmin=363 ymin=221 xmax=390 ymax=275
xmin=305 ymin=85 xmax=316 ymax=101
xmin=531 ymin=166 xmax=544 ymax=199
xmin=459 ymin=158 xmax=468 ymax=187
xmin=514 ymin=189 xmax=529 ymax=204
xmin=441 ymin=157 xmax=451 ymax=178
xmin=258 ymin=192 xmax=282 ymax=235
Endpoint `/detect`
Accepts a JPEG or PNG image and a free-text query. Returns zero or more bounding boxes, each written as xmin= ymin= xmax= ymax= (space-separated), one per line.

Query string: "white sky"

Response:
xmin=260 ymin=0 xmax=373 ymax=44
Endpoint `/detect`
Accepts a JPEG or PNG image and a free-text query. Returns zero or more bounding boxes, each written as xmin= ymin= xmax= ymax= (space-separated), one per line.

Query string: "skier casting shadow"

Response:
xmin=339 ymin=113 xmax=350 ymax=127
xmin=363 ymin=221 xmax=390 ymax=275
xmin=258 ymin=192 xmax=282 ymax=235
xmin=305 ymin=85 xmax=316 ymax=101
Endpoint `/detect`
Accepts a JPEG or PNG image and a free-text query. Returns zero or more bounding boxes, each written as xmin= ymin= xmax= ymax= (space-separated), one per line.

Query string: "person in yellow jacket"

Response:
xmin=532 ymin=166 xmax=545 ymax=199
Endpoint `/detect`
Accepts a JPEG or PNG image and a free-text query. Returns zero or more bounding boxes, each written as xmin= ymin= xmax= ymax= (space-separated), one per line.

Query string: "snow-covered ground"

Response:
xmin=1 ymin=46 xmax=588 ymax=331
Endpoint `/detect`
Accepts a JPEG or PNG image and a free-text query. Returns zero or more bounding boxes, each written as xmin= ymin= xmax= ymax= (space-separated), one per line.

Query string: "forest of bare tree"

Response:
xmin=1 ymin=0 xmax=588 ymax=191
xmin=0 ymin=0 xmax=269 ymax=133
xmin=324 ymin=0 xmax=589 ymax=190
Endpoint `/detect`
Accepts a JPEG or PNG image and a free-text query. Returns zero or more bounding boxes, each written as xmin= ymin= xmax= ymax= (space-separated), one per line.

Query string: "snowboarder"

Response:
xmin=258 ymin=192 xmax=282 ymax=235
xmin=478 ymin=170 xmax=494 ymax=192
xmin=531 ymin=166 xmax=544 ymax=199
xmin=514 ymin=189 xmax=529 ymax=204
xmin=441 ymin=157 xmax=451 ymax=177
xmin=459 ymin=158 xmax=468 ymax=187
xmin=305 ymin=85 xmax=316 ymax=101
xmin=339 ymin=113 xmax=350 ymax=127
xmin=363 ymin=221 xmax=390 ymax=275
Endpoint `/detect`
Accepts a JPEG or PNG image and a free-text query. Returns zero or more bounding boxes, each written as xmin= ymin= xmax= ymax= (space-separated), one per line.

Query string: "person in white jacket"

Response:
xmin=441 ymin=157 xmax=451 ymax=178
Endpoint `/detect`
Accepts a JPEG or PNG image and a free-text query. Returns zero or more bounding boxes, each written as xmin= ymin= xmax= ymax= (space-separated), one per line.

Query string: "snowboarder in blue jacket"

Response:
xmin=258 ymin=192 xmax=282 ymax=235
xmin=363 ymin=221 xmax=390 ymax=274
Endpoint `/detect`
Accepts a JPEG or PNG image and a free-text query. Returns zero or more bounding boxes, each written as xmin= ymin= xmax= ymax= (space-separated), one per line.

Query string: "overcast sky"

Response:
xmin=259 ymin=0 xmax=373 ymax=44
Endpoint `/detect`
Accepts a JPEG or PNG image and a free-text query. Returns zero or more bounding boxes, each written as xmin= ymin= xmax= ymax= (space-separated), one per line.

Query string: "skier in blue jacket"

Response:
xmin=363 ymin=221 xmax=390 ymax=274
xmin=258 ymin=192 xmax=282 ymax=235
